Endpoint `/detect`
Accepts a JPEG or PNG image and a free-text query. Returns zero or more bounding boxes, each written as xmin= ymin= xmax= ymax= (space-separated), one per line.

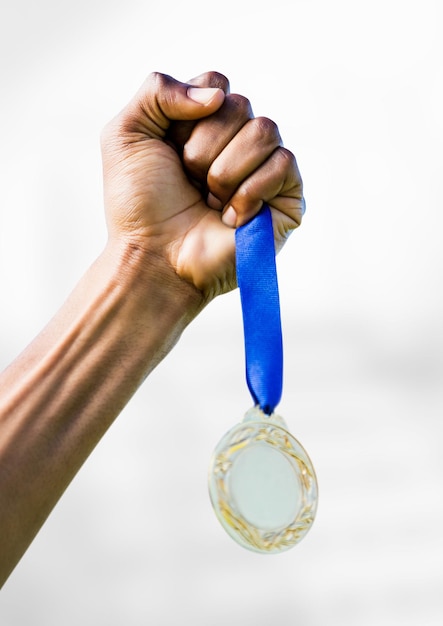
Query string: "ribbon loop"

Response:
xmin=235 ymin=204 xmax=283 ymax=415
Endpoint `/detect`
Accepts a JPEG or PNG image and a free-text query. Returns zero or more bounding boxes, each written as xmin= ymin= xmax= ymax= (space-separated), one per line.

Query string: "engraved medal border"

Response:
xmin=208 ymin=407 xmax=318 ymax=554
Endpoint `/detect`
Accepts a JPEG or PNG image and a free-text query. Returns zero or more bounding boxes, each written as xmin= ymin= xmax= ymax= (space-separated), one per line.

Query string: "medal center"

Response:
xmin=228 ymin=443 xmax=301 ymax=531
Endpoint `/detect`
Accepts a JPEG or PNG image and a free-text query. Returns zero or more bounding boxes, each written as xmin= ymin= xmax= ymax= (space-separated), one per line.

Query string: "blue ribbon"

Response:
xmin=235 ymin=204 xmax=283 ymax=415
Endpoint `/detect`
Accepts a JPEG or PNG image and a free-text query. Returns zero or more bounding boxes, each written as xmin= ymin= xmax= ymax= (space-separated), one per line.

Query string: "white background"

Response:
xmin=1 ymin=0 xmax=442 ymax=624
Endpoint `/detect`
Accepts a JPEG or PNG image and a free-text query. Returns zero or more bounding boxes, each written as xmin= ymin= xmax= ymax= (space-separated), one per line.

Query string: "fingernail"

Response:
xmin=187 ymin=87 xmax=220 ymax=104
xmin=222 ymin=206 xmax=237 ymax=228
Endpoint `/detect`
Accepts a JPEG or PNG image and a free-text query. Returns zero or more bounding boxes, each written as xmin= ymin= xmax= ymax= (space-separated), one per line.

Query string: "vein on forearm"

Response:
xmin=0 ymin=243 xmax=200 ymax=585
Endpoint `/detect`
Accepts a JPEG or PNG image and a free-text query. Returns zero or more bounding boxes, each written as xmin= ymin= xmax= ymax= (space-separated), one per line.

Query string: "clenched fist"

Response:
xmin=101 ymin=71 xmax=304 ymax=299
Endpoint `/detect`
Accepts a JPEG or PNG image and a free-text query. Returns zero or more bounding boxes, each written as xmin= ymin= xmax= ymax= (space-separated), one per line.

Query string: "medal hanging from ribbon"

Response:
xmin=208 ymin=204 xmax=318 ymax=553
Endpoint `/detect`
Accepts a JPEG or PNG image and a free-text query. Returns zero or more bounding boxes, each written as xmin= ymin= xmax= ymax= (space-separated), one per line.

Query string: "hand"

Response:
xmin=101 ymin=71 xmax=304 ymax=300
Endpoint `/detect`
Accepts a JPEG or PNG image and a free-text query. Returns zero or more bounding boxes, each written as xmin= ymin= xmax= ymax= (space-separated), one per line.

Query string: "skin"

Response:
xmin=0 ymin=71 xmax=304 ymax=587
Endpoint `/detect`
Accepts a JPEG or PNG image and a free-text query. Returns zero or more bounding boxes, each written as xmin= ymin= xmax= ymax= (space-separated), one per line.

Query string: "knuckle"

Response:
xmin=275 ymin=146 xmax=296 ymax=168
xmin=143 ymin=72 xmax=178 ymax=106
xmin=225 ymin=93 xmax=253 ymax=117
xmin=144 ymin=71 xmax=169 ymax=90
xmin=236 ymin=182 xmax=252 ymax=201
xmin=253 ymin=116 xmax=280 ymax=142
xmin=200 ymin=71 xmax=230 ymax=92
xmin=207 ymin=162 xmax=232 ymax=191
xmin=183 ymin=144 xmax=209 ymax=178
xmin=274 ymin=147 xmax=302 ymax=188
xmin=284 ymin=149 xmax=303 ymax=192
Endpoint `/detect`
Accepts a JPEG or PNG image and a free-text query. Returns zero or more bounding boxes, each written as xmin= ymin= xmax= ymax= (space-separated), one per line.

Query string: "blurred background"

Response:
xmin=0 ymin=0 xmax=442 ymax=624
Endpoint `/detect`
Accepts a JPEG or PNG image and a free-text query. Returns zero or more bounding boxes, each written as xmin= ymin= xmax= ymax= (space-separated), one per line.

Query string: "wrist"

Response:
xmin=102 ymin=236 xmax=206 ymax=355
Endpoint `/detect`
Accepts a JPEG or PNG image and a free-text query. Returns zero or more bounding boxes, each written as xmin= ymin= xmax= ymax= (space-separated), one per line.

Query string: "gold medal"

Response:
xmin=209 ymin=406 xmax=318 ymax=553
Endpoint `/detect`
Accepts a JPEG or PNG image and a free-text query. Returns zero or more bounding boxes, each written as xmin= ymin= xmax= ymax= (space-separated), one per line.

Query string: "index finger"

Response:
xmin=166 ymin=71 xmax=231 ymax=151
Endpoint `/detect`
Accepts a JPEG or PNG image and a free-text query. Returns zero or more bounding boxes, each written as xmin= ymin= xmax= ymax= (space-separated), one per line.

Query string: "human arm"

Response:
xmin=0 ymin=71 xmax=304 ymax=586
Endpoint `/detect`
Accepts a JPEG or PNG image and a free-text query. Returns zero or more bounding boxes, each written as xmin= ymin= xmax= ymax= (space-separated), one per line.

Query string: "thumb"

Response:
xmin=124 ymin=72 xmax=225 ymax=138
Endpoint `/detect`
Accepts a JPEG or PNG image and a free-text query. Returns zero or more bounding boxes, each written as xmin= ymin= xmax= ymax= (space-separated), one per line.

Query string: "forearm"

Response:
xmin=0 ymin=240 xmax=203 ymax=585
